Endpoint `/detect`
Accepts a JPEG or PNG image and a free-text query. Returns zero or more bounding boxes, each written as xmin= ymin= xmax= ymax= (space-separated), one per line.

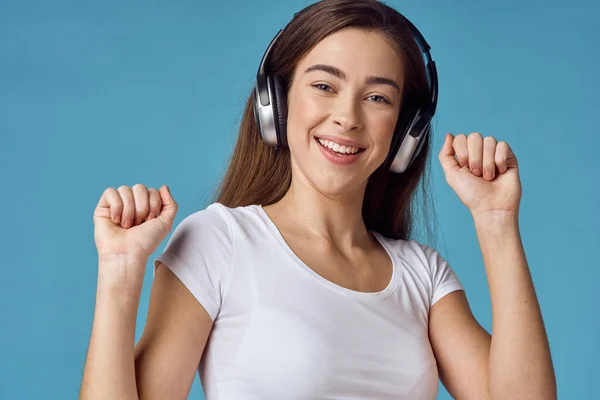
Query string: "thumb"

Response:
xmin=157 ymin=185 xmax=178 ymax=227
xmin=438 ymin=133 xmax=459 ymax=174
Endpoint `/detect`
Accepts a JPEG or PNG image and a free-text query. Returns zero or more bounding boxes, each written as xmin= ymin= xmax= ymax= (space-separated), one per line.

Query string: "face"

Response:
xmin=286 ymin=27 xmax=404 ymax=199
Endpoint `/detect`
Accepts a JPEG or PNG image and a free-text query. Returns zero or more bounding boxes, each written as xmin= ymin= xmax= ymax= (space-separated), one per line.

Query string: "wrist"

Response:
xmin=472 ymin=211 xmax=520 ymax=241
xmin=472 ymin=212 xmax=522 ymax=255
xmin=97 ymin=256 xmax=147 ymax=295
xmin=96 ymin=277 xmax=144 ymax=317
xmin=472 ymin=210 xmax=519 ymax=227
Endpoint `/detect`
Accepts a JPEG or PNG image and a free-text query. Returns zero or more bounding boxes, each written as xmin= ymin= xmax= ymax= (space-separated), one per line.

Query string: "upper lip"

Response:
xmin=314 ymin=134 xmax=366 ymax=149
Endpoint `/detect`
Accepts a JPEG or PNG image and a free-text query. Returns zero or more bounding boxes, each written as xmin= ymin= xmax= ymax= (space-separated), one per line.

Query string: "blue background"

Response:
xmin=1 ymin=0 xmax=598 ymax=398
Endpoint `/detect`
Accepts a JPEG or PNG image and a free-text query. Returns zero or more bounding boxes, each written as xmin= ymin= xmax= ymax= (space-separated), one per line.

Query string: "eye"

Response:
xmin=367 ymin=94 xmax=391 ymax=105
xmin=312 ymin=83 xmax=334 ymax=92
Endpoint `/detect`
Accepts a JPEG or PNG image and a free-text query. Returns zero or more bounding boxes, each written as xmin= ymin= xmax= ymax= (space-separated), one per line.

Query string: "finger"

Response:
xmin=453 ymin=134 xmax=469 ymax=168
xmin=157 ymin=185 xmax=178 ymax=228
xmin=467 ymin=132 xmax=483 ymax=176
xmin=132 ymin=184 xmax=150 ymax=226
xmin=117 ymin=186 xmax=135 ymax=229
xmin=482 ymin=136 xmax=498 ymax=181
xmin=98 ymin=187 xmax=123 ymax=224
xmin=495 ymin=141 xmax=518 ymax=173
xmin=146 ymin=188 xmax=162 ymax=221
xmin=505 ymin=142 xmax=519 ymax=169
xmin=438 ymin=133 xmax=460 ymax=173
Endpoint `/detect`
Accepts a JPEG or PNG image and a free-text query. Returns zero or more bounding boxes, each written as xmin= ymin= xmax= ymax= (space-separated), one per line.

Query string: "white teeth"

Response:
xmin=317 ymin=138 xmax=360 ymax=154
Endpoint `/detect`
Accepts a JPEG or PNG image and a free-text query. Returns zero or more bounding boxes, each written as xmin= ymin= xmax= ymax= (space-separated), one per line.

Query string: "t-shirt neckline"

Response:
xmin=254 ymin=204 xmax=399 ymax=301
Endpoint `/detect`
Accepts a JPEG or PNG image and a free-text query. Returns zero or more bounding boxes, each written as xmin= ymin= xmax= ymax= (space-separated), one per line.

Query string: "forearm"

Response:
xmin=473 ymin=213 xmax=556 ymax=400
xmin=80 ymin=260 xmax=146 ymax=400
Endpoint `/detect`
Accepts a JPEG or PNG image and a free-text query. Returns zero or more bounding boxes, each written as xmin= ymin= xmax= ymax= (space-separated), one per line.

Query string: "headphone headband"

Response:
xmin=256 ymin=30 xmax=284 ymax=107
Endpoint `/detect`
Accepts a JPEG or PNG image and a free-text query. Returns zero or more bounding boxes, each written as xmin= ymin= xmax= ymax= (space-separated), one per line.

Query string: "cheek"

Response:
xmin=288 ymin=89 xmax=322 ymax=125
xmin=286 ymin=90 xmax=324 ymax=145
xmin=367 ymin=113 xmax=397 ymax=151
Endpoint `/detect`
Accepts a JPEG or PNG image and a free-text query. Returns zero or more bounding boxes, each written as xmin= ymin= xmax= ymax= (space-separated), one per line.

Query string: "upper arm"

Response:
xmin=134 ymin=262 xmax=213 ymax=400
xmin=429 ymin=290 xmax=492 ymax=400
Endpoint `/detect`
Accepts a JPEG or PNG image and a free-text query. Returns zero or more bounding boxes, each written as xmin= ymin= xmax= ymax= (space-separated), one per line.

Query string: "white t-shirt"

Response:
xmin=153 ymin=202 xmax=464 ymax=400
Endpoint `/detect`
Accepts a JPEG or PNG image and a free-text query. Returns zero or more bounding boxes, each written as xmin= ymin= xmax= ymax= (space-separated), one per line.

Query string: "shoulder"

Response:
xmin=174 ymin=203 xmax=230 ymax=235
xmin=166 ymin=203 xmax=236 ymax=255
xmin=377 ymin=233 xmax=463 ymax=306
xmin=171 ymin=202 xmax=265 ymax=245
xmin=375 ymin=234 xmax=450 ymax=278
xmin=376 ymin=234 xmax=439 ymax=265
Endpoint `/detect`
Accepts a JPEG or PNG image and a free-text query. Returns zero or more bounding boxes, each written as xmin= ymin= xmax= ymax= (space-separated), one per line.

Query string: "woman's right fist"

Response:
xmin=93 ymin=184 xmax=178 ymax=267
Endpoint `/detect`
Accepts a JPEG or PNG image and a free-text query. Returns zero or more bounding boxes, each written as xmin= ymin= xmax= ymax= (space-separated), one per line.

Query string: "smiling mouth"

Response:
xmin=314 ymin=137 xmax=366 ymax=156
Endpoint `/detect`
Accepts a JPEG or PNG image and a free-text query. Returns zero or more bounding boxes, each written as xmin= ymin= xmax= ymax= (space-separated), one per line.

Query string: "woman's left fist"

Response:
xmin=438 ymin=132 xmax=522 ymax=217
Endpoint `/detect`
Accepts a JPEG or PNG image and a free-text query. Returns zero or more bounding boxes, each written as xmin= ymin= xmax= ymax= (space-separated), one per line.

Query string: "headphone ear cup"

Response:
xmin=383 ymin=109 xmax=413 ymax=172
xmin=410 ymin=122 xmax=429 ymax=164
xmin=269 ymin=75 xmax=288 ymax=148
xmin=387 ymin=111 xmax=430 ymax=173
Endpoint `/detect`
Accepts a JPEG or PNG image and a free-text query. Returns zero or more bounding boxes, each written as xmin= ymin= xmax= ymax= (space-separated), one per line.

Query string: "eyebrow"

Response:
xmin=304 ymin=64 xmax=401 ymax=92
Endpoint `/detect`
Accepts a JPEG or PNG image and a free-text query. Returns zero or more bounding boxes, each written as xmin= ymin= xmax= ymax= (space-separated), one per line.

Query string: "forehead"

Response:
xmin=296 ymin=28 xmax=404 ymax=85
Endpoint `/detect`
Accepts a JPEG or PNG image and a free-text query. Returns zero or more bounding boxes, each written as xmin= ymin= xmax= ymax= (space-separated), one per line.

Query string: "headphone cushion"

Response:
xmin=269 ymin=75 xmax=288 ymax=148
xmin=386 ymin=109 xmax=429 ymax=172
xmin=410 ymin=123 xmax=429 ymax=163
xmin=384 ymin=108 xmax=413 ymax=167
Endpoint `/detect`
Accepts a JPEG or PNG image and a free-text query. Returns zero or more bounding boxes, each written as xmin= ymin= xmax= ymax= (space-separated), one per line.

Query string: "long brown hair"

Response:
xmin=213 ymin=0 xmax=437 ymax=242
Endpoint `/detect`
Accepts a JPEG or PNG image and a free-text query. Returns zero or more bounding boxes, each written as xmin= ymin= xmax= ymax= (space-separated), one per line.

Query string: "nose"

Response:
xmin=332 ymin=94 xmax=363 ymax=132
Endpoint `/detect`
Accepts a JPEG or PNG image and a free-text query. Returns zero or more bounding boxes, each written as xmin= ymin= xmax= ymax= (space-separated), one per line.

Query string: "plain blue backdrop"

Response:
xmin=1 ymin=0 xmax=598 ymax=398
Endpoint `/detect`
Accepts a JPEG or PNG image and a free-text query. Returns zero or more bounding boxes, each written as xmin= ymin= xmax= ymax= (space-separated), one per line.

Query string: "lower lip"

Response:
xmin=315 ymin=138 xmax=364 ymax=166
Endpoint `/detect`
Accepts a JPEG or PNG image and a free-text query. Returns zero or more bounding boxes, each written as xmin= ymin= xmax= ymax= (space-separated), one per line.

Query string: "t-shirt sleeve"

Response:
xmin=152 ymin=203 xmax=234 ymax=321
xmin=417 ymin=243 xmax=465 ymax=307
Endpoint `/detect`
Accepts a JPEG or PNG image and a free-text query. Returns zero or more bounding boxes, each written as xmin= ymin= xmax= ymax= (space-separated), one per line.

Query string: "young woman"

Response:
xmin=81 ymin=0 xmax=556 ymax=399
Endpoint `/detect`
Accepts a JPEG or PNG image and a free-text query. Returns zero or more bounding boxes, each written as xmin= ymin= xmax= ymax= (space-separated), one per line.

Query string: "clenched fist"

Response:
xmin=93 ymin=184 xmax=178 ymax=281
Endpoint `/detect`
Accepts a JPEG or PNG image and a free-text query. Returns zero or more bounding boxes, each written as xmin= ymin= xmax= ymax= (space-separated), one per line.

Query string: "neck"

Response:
xmin=267 ymin=174 xmax=372 ymax=248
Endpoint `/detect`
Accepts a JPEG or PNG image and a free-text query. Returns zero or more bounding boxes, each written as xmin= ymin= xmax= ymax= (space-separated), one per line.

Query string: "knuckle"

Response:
xmin=453 ymin=141 xmax=465 ymax=152
xmin=123 ymin=200 xmax=133 ymax=211
xmin=149 ymin=189 xmax=160 ymax=203
xmin=136 ymin=201 xmax=150 ymax=212
xmin=132 ymin=183 xmax=147 ymax=191
xmin=484 ymin=136 xmax=497 ymax=145
xmin=121 ymin=196 xmax=134 ymax=211
xmin=111 ymin=195 xmax=124 ymax=207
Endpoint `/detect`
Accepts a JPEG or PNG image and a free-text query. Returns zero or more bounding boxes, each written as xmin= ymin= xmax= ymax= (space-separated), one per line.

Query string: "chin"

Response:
xmin=310 ymin=172 xmax=367 ymax=200
xmin=289 ymin=139 xmax=380 ymax=199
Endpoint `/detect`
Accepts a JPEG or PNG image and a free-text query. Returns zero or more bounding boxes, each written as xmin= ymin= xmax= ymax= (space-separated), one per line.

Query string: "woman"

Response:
xmin=81 ymin=0 xmax=556 ymax=399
